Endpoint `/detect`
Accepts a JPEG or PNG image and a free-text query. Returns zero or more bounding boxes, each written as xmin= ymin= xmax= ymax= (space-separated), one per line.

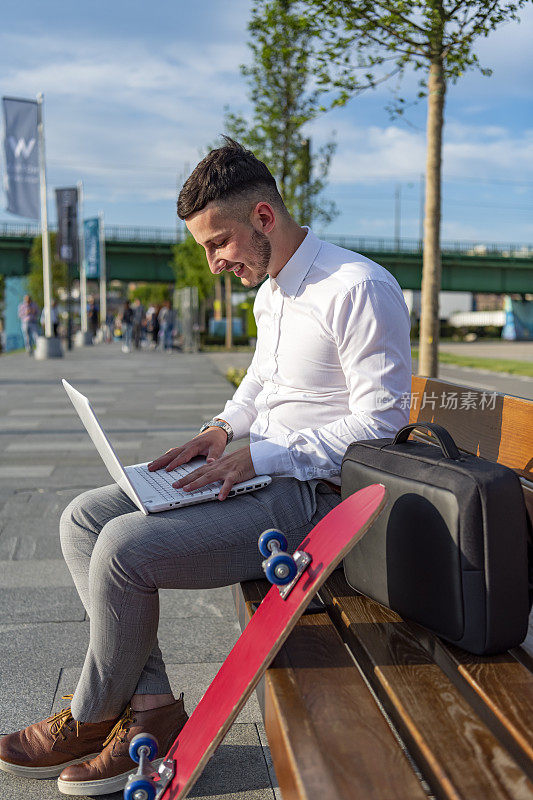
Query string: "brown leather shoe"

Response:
xmin=0 ymin=695 xmax=119 ymax=779
xmin=57 ymin=694 xmax=188 ymax=796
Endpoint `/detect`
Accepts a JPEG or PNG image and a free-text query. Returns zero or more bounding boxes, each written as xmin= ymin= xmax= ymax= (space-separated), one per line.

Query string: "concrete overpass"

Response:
xmin=1 ymin=223 xmax=532 ymax=293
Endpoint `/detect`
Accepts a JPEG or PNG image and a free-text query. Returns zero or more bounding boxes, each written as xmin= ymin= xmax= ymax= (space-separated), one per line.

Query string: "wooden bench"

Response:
xmin=233 ymin=375 xmax=533 ymax=800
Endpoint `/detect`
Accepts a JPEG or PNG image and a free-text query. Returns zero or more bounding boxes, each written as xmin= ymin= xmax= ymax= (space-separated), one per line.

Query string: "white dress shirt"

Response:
xmin=217 ymin=229 xmax=412 ymax=484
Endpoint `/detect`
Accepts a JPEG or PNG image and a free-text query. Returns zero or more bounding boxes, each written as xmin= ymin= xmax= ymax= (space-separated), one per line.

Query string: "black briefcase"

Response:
xmin=341 ymin=422 xmax=531 ymax=655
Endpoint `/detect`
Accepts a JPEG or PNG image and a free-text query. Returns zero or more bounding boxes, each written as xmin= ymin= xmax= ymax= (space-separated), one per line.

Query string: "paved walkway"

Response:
xmin=433 ymin=340 xmax=533 ymax=361
xmin=0 ymin=342 xmax=279 ymax=800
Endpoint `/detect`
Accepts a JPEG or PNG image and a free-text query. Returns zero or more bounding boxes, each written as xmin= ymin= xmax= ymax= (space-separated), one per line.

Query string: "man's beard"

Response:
xmin=247 ymin=229 xmax=271 ymax=286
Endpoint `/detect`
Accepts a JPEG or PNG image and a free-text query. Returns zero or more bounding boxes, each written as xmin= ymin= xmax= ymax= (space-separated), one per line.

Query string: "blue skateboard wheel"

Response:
xmin=124 ymin=776 xmax=156 ymax=800
xmin=128 ymin=732 xmax=158 ymax=762
xmin=258 ymin=529 xmax=288 ymax=558
xmin=265 ymin=553 xmax=297 ymax=585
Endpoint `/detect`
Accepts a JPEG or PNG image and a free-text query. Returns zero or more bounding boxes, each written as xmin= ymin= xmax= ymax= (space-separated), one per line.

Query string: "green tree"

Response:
xmin=172 ymin=233 xmax=245 ymax=348
xmin=224 ymin=0 xmax=338 ymax=227
xmin=300 ymin=0 xmax=528 ymax=377
xmin=129 ymin=283 xmax=172 ymax=307
xmin=172 ymin=234 xmax=242 ymax=301
xmin=172 ymin=234 xmax=214 ymax=302
xmin=27 ymin=233 xmax=68 ymax=308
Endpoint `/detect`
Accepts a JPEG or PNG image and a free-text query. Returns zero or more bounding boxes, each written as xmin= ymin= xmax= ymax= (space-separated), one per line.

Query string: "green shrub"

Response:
xmin=226 ymin=367 xmax=247 ymax=387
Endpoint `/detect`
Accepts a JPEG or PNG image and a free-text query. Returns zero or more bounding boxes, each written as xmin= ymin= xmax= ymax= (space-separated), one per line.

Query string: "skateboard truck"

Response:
xmin=124 ymin=734 xmax=175 ymax=800
xmin=258 ymin=529 xmax=312 ymax=598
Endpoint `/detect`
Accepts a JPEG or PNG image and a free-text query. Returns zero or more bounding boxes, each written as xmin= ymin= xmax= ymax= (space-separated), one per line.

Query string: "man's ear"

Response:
xmin=252 ymin=202 xmax=276 ymax=235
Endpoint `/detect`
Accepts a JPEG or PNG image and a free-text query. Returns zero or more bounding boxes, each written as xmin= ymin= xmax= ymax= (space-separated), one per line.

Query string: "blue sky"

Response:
xmin=1 ymin=0 xmax=532 ymax=244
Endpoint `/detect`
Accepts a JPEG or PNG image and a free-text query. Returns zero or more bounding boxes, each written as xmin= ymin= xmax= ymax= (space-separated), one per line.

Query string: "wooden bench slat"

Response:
xmin=321 ymin=571 xmax=533 ymax=800
xmin=412 ymin=632 xmax=533 ymax=777
xmin=234 ymin=580 xmax=427 ymax=800
xmin=409 ymin=376 xmax=533 ymax=481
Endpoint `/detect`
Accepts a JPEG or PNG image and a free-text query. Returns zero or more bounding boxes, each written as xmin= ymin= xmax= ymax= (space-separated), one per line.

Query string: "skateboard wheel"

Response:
xmin=258 ymin=528 xmax=288 ymax=558
xmin=124 ymin=776 xmax=156 ymax=800
xmin=129 ymin=732 xmax=158 ymax=763
xmin=265 ymin=553 xmax=297 ymax=585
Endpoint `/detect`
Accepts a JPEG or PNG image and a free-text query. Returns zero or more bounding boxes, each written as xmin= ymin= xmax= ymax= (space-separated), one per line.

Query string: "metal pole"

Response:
xmin=67 ymin=263 xmax=73 ymax=350
xmin=394 ymin=183 xmax=401 ymax=249
xmin=37 ymin=93 xmax=52 ymax=338
xmin=99 ymin=211 xmax=107 ymax=328
xmin=301 ymin=138 xmax=311 ymax=226
xmin=176 ymin=172 xmax=180 ymax=243
xmin=78 ymin=181 xmax=87 ymax=334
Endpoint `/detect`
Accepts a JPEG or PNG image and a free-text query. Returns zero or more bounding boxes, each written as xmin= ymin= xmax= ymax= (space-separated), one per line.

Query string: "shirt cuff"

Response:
xmin=213 ymin=407 xmax=253 ymax=441
xmin=250 ymin=436 xmax=293 ymax=477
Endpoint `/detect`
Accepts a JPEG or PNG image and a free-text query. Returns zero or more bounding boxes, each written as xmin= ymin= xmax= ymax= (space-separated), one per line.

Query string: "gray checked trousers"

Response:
xmin=59 ymin=478 xmax=341 ymax=723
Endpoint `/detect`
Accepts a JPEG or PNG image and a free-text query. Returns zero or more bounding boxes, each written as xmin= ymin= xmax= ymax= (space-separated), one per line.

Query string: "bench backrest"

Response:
xmin=408 ymin=374 xmax=533 ymax=522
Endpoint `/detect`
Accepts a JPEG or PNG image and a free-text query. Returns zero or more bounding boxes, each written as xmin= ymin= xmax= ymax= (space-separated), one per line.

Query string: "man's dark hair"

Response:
xmin=177 ymin=137 xmax=286 ymax=220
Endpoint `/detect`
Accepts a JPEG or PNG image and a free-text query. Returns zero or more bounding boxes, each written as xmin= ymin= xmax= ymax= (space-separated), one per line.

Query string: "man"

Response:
xmin=18 ymin=294 xmax=40 ymax=355
xmin=120 ymin=299 xmax=134 ymax=353
xmin=158 ymin=299 xmax=174 ymax=351
xmin=88 ymin=296 xmax=99 ymax=341
xmin=41 ymin=300 xmax=60 ymax=338
xmin=0 ymin=138 xmax=411 ymax=796
xmin=131 ymin=297 xmax=145 ymax=349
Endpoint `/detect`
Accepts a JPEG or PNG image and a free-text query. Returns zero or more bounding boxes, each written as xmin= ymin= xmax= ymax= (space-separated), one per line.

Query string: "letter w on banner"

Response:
xmin=2 ymin=97 xmax=40 ymax=219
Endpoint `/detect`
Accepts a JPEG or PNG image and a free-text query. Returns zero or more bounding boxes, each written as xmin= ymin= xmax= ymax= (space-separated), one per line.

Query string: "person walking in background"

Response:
xmin=40 ymin=300 xmax=59 ymax=338
xmin=158 ymin=300 xmax=174 ymax=352
xmin=18 ymin=294 xmax=40 ymax=355
xmin=104 ymin=312 xmax=114 ymax=344
xmin=146 ymin=305 xmax=160 ymax=350
xmin=132 ymin=298 xmax=145 ymax=350
xmin=120 ymin=300 xmax=133 ymax=353
xmin=88 ymin=296 xmax=99 ymax=341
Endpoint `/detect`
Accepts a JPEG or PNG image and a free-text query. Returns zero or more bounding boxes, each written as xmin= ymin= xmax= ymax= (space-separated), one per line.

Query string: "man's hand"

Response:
xmin=147 ymin=427 xmax=228 ymax=473
xmin=174 ymin=446 xmax=256 ymax=502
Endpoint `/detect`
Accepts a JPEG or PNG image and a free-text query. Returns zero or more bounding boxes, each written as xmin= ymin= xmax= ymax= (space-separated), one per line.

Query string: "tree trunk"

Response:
xmin=225 ymin=272 xmax=233 ymax=350
xmin=419 ymin=59 xmax=446 ymax=378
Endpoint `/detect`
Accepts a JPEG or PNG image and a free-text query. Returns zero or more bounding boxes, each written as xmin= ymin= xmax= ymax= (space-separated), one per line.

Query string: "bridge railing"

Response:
xmin=0 ymin=222 xmax=531 ymax=257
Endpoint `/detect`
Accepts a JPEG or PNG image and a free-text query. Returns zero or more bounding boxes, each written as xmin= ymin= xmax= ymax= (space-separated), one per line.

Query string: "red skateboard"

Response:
xmin=124 ymin=483 xmax=387 ymax=800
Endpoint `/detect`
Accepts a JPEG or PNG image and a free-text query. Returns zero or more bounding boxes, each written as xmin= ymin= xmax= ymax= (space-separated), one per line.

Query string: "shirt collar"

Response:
xmin=271 ymin=228 xmax=321 ymax=299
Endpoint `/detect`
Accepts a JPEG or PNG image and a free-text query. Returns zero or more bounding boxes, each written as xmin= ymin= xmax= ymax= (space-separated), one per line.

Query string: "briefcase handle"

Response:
xmin=390 ymin=422 xmax=462 ymax=460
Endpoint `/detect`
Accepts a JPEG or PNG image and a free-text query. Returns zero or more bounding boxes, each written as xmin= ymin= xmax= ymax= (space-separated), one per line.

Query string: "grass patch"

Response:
xmin=411 ymin=349 xmax=533 ymax=378
xmin=201 ymin=344 xmax=254 ymax=353
xmin=226 ymin=367 xmax=247 ymax=387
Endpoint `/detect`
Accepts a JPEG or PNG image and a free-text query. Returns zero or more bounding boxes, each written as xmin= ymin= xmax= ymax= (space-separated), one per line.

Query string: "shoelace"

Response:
xmin=47 ymin=695 xmax=80 ymax=740
xmin=102 ymin=706 xmax=135 ymax=748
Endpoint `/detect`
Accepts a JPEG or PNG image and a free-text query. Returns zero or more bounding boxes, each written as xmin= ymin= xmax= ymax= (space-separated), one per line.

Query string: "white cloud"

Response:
xmin=1 ymin=34 xmax=247 ymax=120
xmin=306 ymin=114 xmax=533 ymax=185
xmin=0 ymin=31 xmax=250 ymax=208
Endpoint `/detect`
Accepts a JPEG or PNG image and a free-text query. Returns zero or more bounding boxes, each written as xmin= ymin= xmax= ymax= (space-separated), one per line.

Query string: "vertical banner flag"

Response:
xmin=55 ymin=187 xmax=79 ymax=265
xmin=84 ymin=217 xmax=100 ymax=278
xmin=2 ymin=97 xmax=40 ymax=219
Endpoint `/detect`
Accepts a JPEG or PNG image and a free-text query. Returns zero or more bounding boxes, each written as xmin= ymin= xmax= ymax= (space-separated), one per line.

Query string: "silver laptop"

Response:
xmin=62 ymin=379 xmax=272 ymax=515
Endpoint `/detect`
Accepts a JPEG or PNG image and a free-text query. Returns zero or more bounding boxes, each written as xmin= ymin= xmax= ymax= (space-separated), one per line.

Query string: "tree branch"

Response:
xmin=443 ymin=0 xmax=467 ymax=21
xmin=343 ymin=18 xmax=428 ymax=57
xmin=359 ymin=8 xmax=428 ymax=50
xmin=460 ymin=0 xmax=504 ymax=35
xmin=443 ymin=0 xmax=501 ymax=52
xmin=371 ymin=0 xmax=429 ymax=35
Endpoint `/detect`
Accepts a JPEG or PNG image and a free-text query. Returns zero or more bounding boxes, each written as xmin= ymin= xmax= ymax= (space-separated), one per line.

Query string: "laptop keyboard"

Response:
xmin=133 ymin=464 xmax=222 ymax=503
